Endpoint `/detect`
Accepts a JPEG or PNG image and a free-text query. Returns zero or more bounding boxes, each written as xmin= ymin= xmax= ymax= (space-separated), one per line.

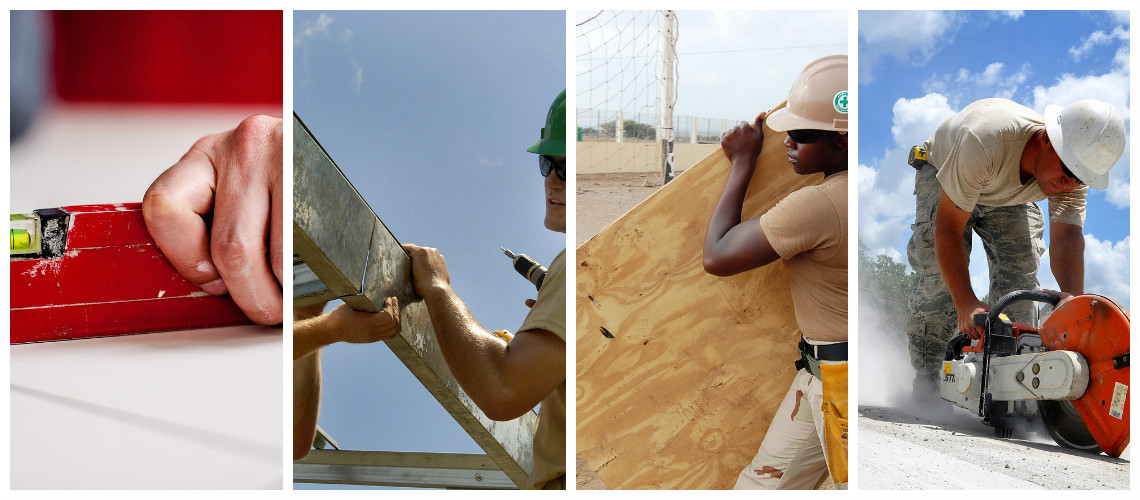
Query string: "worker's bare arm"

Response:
xmin=934 ymin=190 xmax=987 ymax=339
xmin=292 ymin=303 xmax=326 ymax=461
xmin=403 ymin=243 xmax=566 ymax=421
xmin=143 ymin=114 xmax=284 ymax=325
xmin=1049 ymin=222 xmax=1085 ymax=296
xmin=704 ymin=114 xmax=780 ymax=276
xmin=293 ymin=351 xmax=321 ymax=461
xmin=292 ymin=297 xmax=401 ymax=360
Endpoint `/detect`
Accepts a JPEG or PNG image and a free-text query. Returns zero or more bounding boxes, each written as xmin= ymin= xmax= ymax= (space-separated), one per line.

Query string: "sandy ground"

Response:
xmin=575 ymin=172 xmax=664 ymax=247
xmin=859 ymin=405 xmax=1130 ymax=489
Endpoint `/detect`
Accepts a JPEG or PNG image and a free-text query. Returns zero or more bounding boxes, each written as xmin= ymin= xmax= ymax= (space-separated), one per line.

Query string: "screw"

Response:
xmin=1032 ymin=377 xmax=1040 ymax=389
xmin=475 ymin=473 xmax=483 ymax=481
xmin=1032 ymin=363 xmax=1040 ymax=374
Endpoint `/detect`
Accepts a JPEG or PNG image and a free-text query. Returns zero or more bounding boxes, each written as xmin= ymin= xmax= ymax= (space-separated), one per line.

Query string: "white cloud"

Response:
xmin=477 ymin=156 xmax=504 ymax=168
xmin=296 ymin=13 xmax=335 ymax=45
xmin=351 ymin=68 xmax=363 ymax=95
xmin=860 ymin=94 xmax=958 ymax=261
xmin=859 ymin=11 xmax=963 ymax=84
xmin=921 ymin=62 xmax=1030 ymax=104
xmin=1069 ymin=25 xmax=1129 ymax=60
xmin=998 ymin=11 xmax=1025 ymax=21
xmin=890 ymin=93 xmax=956 ymax=148
xmin=1039 ymin=234 xmax=1129 ymax=305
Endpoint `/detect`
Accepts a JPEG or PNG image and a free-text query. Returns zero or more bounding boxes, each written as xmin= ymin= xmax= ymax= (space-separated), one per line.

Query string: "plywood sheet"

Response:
xmin=576 ymin=105 xmax=824 ymax=489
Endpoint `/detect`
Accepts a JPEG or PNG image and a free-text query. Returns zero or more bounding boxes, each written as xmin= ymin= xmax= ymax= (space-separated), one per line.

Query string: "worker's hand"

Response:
xmin=957 ymin=300 xmax=989 ymax=340
xmin=1039 ymin=288 xmax=1076 ymax=308
xmin=329 ymin=297 xmax=401 ymax=344
xmin=721 ymin=112 xmax=766 ymax=166
xmin=143 ymin=115 xmax=284 ymax=325
xmin=402 ymin=243 xmax=452 ymax=298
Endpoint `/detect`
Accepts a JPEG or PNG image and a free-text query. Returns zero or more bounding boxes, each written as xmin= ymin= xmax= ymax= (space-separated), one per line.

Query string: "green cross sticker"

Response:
xmin=834 ymin=91 xmax=848 ymax=114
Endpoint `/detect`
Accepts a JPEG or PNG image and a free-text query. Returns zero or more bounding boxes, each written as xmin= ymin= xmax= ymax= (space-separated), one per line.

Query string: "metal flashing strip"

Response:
xmin=292 ymin=113 xmax=536 ymax=487
xmin=294 ymin=450 xmax=514 ymax=489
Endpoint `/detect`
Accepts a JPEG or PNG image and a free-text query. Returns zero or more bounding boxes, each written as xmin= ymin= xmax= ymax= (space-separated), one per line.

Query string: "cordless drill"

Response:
xmin=501 ymin=246 xmax=546 ymax=291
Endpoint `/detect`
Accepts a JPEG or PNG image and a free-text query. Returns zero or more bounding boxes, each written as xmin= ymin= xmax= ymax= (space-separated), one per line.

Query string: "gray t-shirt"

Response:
xmin=924 ymin=98 xmax=1087 ymax=227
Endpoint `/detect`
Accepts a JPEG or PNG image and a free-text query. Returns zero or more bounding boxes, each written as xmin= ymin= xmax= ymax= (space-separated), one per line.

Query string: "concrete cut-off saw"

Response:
xmin=941 ymin=290 xmax=1129 ymax=457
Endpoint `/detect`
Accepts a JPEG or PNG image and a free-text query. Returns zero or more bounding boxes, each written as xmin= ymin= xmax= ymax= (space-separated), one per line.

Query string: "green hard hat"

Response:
xmin=526 ymin=89 xmax=566 ymax=156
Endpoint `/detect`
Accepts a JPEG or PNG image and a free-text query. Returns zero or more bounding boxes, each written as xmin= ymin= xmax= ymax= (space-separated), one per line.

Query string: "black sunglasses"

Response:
xmin=539 ymin=155 xmax=566 ymax=181
xmin=1060 ymin=163 xmax=1085 ymax=186
xmin=786 ymin=129 xmax=827 ymax=144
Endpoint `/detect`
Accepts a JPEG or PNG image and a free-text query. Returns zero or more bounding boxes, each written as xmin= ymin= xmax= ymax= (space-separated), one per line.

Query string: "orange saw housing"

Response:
xmin=1039 ymin=295 xmax=1130 ymax=457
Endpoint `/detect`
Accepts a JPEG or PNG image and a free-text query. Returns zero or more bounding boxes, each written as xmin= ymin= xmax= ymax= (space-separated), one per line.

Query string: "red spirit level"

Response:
xmin=10 ymin=203 xmax=251 ymax=343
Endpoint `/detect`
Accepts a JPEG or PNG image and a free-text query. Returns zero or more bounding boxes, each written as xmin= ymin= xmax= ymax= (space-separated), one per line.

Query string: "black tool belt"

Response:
xmin=795 ymin=336 xmax=848 ymax=379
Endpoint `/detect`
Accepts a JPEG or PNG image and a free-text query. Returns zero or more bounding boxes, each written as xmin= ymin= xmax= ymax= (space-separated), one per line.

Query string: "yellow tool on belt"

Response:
xmin=908 ymin=146 xmax=930 ymax=169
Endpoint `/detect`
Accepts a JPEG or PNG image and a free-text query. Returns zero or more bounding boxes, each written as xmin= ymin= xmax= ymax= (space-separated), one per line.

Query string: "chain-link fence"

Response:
xmin=577 ymin=109 xmax=746 ymax=144
xmin=676 ymin=115 xmax=748 ymax=144
xmin=577 ymin=108 xmax=660 ymax=143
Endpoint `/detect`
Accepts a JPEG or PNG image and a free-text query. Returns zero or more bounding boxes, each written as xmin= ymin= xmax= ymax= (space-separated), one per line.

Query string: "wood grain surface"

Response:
xmin=575 ymin=104 xmax=825 ymax=489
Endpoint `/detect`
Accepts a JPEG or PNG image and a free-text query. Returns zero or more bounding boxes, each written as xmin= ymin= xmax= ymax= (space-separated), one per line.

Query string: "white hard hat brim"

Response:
xmin=766 ymin=107 xmax=847 ymax=133
xmin=1044 ymin=104 xmax=1110 ymax=191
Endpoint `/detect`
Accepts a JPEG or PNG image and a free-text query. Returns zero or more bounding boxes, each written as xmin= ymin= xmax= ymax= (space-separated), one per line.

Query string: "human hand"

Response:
xmin=143 ymin=115 xmax=283 ymax=325
xmin=329 ymin=296 xmax=401 ymax=344
xmin=957 ymin=300 xmax=989 ymax=340
xmin=1038 ymin=288 xmax=1076 ymax=308
xmin=401 ymin=243 xmax=452 ymax=298
xmin=721 ymin=112 xmax=766 ymax=165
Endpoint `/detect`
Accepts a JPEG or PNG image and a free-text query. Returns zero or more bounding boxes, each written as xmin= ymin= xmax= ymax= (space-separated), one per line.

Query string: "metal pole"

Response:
xmin=616 ymin=110 xmax=624 ymax=143
xmin=659 ymin=10 xmax=676 ymax=183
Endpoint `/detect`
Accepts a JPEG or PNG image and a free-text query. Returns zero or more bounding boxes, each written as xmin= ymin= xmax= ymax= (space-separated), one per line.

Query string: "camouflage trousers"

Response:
xmin=905 ymin=165 xmax=1045 ymax=380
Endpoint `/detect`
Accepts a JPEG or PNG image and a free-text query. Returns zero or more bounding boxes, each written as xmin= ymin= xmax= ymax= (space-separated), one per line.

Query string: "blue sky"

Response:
xmin=293 ymin=11 xmax=565 ymax=489
xmin=858 ymin=10 xmax=1131 ymax=305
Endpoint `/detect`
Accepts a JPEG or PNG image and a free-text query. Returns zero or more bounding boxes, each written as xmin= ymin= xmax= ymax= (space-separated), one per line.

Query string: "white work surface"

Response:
xmin=8 ymin=104 xmax=284 ymax=489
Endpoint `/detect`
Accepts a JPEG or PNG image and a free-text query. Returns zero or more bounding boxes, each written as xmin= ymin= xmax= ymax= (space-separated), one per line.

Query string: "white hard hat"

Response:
xmin=1043 ymin=99 xmax=1125 ymax=191
xmin=766 ymin=54 xmax=848 ymax=132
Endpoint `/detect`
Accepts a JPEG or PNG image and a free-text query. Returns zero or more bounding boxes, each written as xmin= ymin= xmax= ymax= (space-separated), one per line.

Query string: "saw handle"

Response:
xmin=987 ymin=289 xmax=1061 ymax=320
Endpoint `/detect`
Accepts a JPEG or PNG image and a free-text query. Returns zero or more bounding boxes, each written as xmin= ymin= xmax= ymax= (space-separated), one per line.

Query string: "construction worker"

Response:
xmin=905 ymin=98 xmax=1126 ymax=396
xmin=402 ymin=89 xmax=567 ymax=489
xmin=703 ymin=55 xmax=848 ymax=489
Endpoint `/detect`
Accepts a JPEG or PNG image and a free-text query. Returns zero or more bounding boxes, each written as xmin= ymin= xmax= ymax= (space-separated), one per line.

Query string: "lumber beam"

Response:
xmin=292 ymin=113 xmax=536 ymax=487
xmin=294 ymin=450 xmax=515 ymax=489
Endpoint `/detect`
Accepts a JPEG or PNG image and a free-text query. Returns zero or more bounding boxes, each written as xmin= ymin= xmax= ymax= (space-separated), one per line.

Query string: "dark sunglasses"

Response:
xmin=539 ymin=155 xmax=566 ymax=181
xmin=1060 ymin=163 xmax=1085 ymax=186
xmin=786 ymin=129 xmax=828 ymax=144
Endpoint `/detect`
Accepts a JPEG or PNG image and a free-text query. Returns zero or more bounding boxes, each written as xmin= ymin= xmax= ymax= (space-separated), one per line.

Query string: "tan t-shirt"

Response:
xmin=516 ymin=249 xmax=566 ymax=489
xmin=925 ymin=98 xmax=1087 ymax=227
xmin=759 ymin=171 xmax=847 ymax=342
